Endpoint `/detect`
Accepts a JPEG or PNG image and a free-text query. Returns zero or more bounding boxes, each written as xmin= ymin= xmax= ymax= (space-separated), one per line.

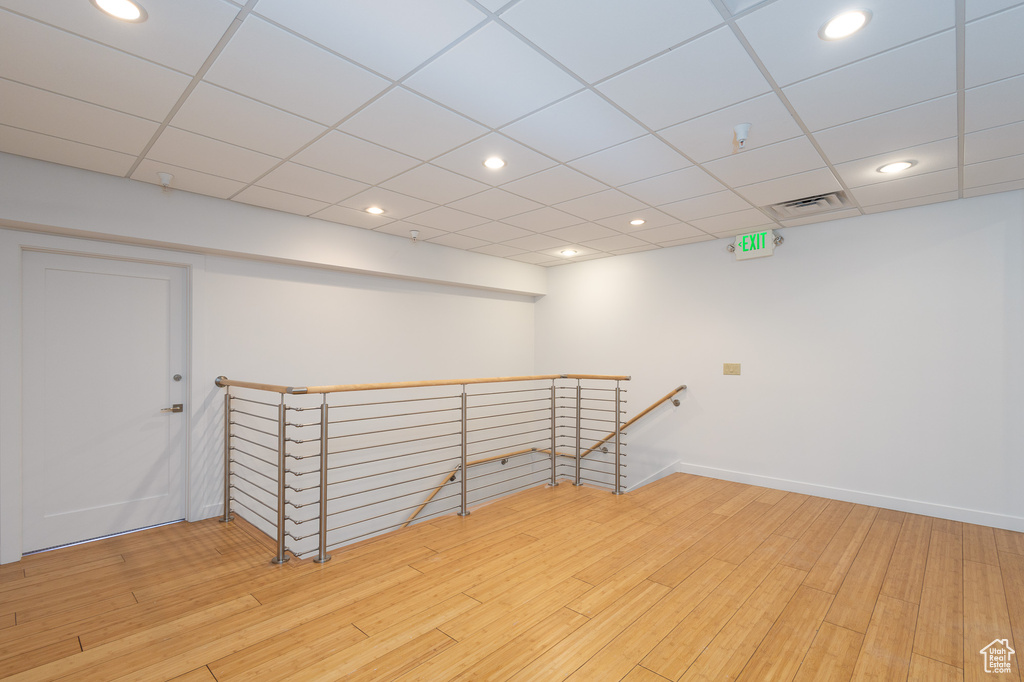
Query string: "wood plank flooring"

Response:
xmin=0 ymin=472 xmax=1021 ymax=681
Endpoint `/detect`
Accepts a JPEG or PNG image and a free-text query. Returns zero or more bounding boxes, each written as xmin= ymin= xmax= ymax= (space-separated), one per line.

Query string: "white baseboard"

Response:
xmin=628 ymin=461 xmax=686 ymax=490
xmin=190 ymin=502 xmax=223 ymax=522
xmin=671 ymin=462 xmax=1024 ymax=533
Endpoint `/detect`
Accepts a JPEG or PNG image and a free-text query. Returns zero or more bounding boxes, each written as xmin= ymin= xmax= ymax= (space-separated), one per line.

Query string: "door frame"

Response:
xmin=0 ymin=229 xmax=204 ymax=563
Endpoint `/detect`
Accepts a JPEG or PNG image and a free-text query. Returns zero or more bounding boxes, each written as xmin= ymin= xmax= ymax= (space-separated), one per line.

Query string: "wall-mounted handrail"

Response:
xmin=577 ymin=384 xmax=686 ymax=460
xmin=216 ymin=374 xmax=630 ymax=395
xmin=400 ymin=384 xmax=685 ymax=527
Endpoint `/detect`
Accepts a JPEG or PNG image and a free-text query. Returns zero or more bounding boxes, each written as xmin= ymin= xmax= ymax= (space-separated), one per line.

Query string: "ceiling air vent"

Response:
xmin=762 ymin=191 xmax=851 ymax=220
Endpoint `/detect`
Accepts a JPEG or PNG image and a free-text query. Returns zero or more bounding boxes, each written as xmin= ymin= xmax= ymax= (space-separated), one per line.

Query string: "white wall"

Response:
xmin=536 ymin=191 xmax=1024 ymax=531
xmin=0 ymin=152 xmax=539 ymax=562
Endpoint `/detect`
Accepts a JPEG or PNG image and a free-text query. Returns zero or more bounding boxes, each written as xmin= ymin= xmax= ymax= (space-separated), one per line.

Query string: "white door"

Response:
xmin=21 ymin=251 xmax=187 ymax=552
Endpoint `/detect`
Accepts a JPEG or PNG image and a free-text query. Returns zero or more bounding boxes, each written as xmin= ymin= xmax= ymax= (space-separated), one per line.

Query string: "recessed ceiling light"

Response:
xmin=877 ymin=161 xmax=914 ymax=174
xmin=560 ymin=249 xmax=578 ymax=257
xmin=365 ymin=206 xmax=385 ymax=215
xmin=90 ymin=0 xmax=148 ymax=22
xmin=483 ymin=156 xmax=506 ymax=170
xmin=819 ymin=9 xmax=871 ymax=40
xmin=630 ymin=219 xmax=646 ymax=226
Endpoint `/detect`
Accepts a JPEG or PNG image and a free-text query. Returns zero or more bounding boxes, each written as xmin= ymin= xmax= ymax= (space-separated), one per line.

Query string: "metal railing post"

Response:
xmin=220 ymin=389 xmax=234 ymax=522
xmin=548 ymin=380 xmax=558 ymax=487
xmin=314 ymin=396 xmax=331 ymax=563
xmin=613 ymin=382 xmax=623 ymax=495
xmin=574 ymin=381 xmax=582 ymax=486
xmin=272 ymin=397 xmax=290 ymax=564
xmin=458 ymin=388 xmax=470 ymax=517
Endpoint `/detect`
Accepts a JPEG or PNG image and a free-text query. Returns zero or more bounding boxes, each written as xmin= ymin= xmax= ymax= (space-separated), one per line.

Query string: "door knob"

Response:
xmin=161 ymin=404 xmax=183 ymax=413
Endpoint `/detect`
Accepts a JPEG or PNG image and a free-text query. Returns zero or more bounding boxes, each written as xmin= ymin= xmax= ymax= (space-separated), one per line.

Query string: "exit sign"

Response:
xmin=733 ymin=229 xmax=777 ymax=260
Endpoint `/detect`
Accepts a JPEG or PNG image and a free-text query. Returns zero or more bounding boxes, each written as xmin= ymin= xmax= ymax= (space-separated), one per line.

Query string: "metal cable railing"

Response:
xmin=215 ymin=374 xmax=685 ymax=563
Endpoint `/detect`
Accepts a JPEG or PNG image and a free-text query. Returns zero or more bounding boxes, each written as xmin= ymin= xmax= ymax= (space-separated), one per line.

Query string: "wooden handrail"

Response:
xmin=578 ymin=385 xmax=686 ymax=459
xmin=400 ymin=384 xmax=685 ymax=527
xmin=215 ymin=374 xmax=631 ymax=395
xmin=214 ymin=376 xmax=290 ymax=394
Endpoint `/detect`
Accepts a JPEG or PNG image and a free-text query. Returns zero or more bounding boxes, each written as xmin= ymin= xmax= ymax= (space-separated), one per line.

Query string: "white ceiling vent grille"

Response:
xmin=762 ymin=191 xmax=851 ymax=220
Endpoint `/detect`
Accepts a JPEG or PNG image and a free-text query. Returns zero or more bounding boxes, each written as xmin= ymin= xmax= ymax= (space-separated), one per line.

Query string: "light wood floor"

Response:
xmin=1 ymin=473 xmax=1022 ymax=681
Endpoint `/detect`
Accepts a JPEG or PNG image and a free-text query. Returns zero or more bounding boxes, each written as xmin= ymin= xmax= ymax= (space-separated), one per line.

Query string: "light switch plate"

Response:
xmin=724 ymin=363 xmax=741 ymax=375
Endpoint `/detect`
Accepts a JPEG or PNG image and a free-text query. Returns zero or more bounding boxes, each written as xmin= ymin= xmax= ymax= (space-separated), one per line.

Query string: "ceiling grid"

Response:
xmin=1 ymin=0 xmax=1021 ymax=265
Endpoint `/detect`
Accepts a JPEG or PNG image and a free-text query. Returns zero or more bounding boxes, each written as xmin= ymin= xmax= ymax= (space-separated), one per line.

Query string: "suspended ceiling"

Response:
xmin=1 ymin=0 xmax=1022 ymax=266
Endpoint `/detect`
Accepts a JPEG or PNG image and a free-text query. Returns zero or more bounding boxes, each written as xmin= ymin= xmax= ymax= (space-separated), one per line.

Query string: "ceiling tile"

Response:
xmin=501 ymin=165 xmax=608 ymax=204
xmin=704 ymin=136 xmax=824 ymax=188
xmin=291 ymin=131 xmax=419 ymax=185
xmin=256 ymin=163 xmax=369 ymax=204
xmin=813 ymin=95 xmax=958 ymax=164
xmin=783 ymin=31 xmax=956 ymax=132
xmin=500 ymin=90 xmax=646 ymax=162
xmin=568 ymin=135 xmax=692 ymax=186
xmin=253 ymin=0 xmax=486 ymax=80
xmin=0 ymin=0 xmax=239 ymax=74
xmin=432 ymin=133 xmax=557 ymax=185
xmin=449 ymin=188 xmax=543 ymax=220
xmin=965 ymin=74 xmax=1024 ymax=132
xmin=404 ymin=22 xmax=581 ymax=128
xmin=555 ymin=189 xmax=647 ymax=221
xmin=131 ymin=159 xmax=245 ymax=199
xmin=737 ymin=0 xmax=955 ymax=87
xmin=620 ymin=166 xmax=726 ymax=205
xmin=851 ymin=168 xmax=959 ymax=205
xmin=338 ymin=187 xmax=437 ymax=220
xmin=509 ymin=251 xmax=561 ymax=264
xmin=712 ymin=224 xmax=776 ymax=238
xmin=630 ymin=223 xmax=707 ymax=244
xmin=0 ymin=125 xmax=135 ymax=176
xmin=502 ymin=207 xmax=585 ymax=232
xmin=965 ymin=121 xmax=1024 ymax=164
xmin=501 ymin=0 xmax=722 ymax=84
xmin=171 ymin=83 xmax=326 ymax=158
xmin=376 ymin=221 xmax=445 ymax=240
xmin=658 ymin=93 xmax=803 ymax=164
xmin=967 ymin=0 xmax=1024 ymax=21
xmin=545 ymin=223 xmax=619 ymax=243
xmin=582 ymin=234 xmax=652 ymax=252
xmin=733 ymin=167 xmax=841 ymax=206
xmin=381 ymin=164 xmax=489 ymax=205
xmin=964 ymin=153 xmax=1024 ymax=187
xmin=690 ymin=208 xmax=774 ymax=233
xmin=340 ymin=88 xmax=488 ymax=161
xmin=428 ymin=233 xmax=490 ymax=250
xmin=0 ymin=79 xmax=158 ymax=155
xmin=541 ymin=245 xmax=601 ymax=259
xmin=233 ymin=186 xmax=329 ymax=216
xmin=965 ymin=4 xmax=1024 ymax=88
xmin=457 ymin=222 xmax=534 ymax=243
xmin=595 ymin=207 xmax=680 ymax=231
xmin=860 ymin=191 xmax=959 ymax=213
xmin=611 ymin=244 xmax=660 ymax=255
xmin=660 ymin=234 xmax=716 ymax=248
xmin=470 ymin=244 xmax=528 ymax=258
xmin=833 ymin=138 xmax=958 ymax=188
xmin=963 ymin=178 xmax=1024 ymax=197
xmin=598 ymin=27 xmax=771 ymax=131
xmin=0 ymin=10 xmax=190 ymax=121
xmin=204 ymin=16 xmax=389 ymax=126
xmin=658 ymin=191 xmax=752 ymax=222
xmin=501 ymin=232 xmax=570 ymax=252
xmin=147 ymin=127 xmax=280 ymax=183
xmin=405 ymin=206 xmax=490 ymax=231
xmin=312 ymin=205 xmax=394 ymax=229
